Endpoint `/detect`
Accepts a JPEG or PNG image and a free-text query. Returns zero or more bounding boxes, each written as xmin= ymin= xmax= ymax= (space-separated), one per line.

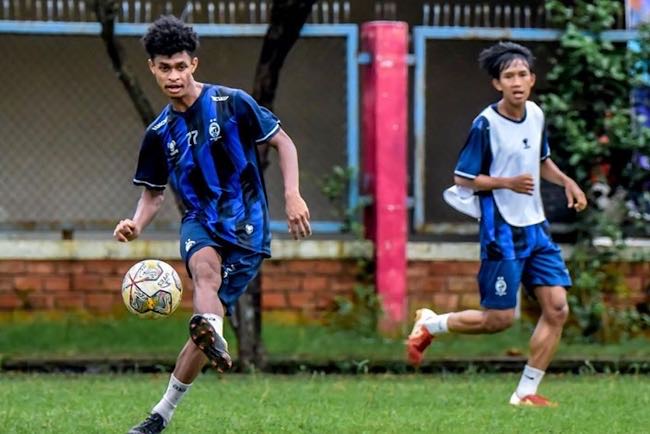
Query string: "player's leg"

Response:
xmin=128 ymin=223 xmax=225 ymax=434
xmin=511 ymin=236 xmax=570 ymax=407
xmin=407 ymin=259 xmax=521 ymax=365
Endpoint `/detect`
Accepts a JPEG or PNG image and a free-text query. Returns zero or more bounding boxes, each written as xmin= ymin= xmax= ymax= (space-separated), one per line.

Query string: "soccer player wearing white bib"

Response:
xmin=407 ymin=42 xmax=587 ymax=407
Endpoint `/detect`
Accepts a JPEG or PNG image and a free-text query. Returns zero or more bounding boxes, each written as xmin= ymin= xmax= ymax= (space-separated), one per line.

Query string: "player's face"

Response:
xmin=492 ymin=59 xmax=535 ymax=107
xmin=148 ymin=52 xmax=198 ymax=99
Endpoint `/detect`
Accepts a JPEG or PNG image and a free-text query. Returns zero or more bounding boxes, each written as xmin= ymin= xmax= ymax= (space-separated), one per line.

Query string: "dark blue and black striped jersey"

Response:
xmin=133 ymin=84 xmax=280 ymax=257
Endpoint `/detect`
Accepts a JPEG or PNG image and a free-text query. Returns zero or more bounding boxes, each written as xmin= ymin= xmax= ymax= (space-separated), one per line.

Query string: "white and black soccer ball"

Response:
xmin=121 ymin=259 xmax=183 ymax=319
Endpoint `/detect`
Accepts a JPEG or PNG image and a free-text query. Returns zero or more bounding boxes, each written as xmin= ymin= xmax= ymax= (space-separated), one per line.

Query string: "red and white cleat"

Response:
xmin=406 ymin=308 xmax=436 ymax=366
xmin=509 ymin=393 xmax=558 ymax=407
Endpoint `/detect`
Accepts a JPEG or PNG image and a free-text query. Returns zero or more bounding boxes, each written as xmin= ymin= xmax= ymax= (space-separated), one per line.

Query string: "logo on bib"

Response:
xmin=495 ymin=276 xmax=507 ymax=296
xmin=523 ymin=138 xmax=530 ymax=149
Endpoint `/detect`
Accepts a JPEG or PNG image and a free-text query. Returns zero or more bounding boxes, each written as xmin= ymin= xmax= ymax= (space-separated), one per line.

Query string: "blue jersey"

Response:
xmin=454 ymin=102 xmax=551 ymax=260
xmin=133 ymin=84 xmax=280 ymax=257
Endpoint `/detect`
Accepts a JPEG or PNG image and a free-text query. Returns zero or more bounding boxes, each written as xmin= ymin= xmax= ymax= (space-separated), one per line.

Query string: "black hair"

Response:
xmin=478 ymin=42 xmax=534 ymax=79
xmin=141 ymin=15 xmax=199 ymax=59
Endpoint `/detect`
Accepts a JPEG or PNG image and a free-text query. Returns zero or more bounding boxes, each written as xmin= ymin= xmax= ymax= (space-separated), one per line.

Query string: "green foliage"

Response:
xmin=542 ymin=0 xmax=650 ymax=341
xmin=319 ymin=166 xmax=383 ymax=336
xmin=325 ymin=284 xmax=382 ymax=337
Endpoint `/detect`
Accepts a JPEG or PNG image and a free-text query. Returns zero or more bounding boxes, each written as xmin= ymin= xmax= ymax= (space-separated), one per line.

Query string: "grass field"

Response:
xmin=1 ymin=373 xmax=649 ymax=433
xmin=1 ymin=312 xmax=649 ymax=361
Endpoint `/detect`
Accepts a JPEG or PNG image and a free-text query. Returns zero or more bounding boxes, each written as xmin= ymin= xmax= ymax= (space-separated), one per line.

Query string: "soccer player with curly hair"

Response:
xmin=113 ymin=15 xmax=311 ymax=433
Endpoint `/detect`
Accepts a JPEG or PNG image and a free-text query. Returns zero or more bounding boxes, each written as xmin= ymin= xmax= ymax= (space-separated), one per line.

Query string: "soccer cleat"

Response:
xmin=406 ymin=308 xmax=436 ymax=366
xmin=189 ymin=314 xmax=232 ymax=372
xmin=509 ymin=392 xmax=558 ymax=407
xmin=127 ymin=412 xmax=167 ymax=434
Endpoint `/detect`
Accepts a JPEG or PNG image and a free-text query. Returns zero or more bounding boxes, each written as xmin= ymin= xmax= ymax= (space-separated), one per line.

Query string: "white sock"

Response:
xmin=423 ymin=313 xmax=450 ymax=335
xmin=152 ymin=374 xmax=192 ymax=424
xmin=202 ymin=313 xmax=224 ymax=337
xmin=515 ymin=365 xmax=545 ymax=398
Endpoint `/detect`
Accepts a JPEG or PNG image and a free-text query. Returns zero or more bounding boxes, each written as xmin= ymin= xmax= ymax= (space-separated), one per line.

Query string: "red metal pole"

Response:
xmin=361 ymin=21 xmax=409 ymax=330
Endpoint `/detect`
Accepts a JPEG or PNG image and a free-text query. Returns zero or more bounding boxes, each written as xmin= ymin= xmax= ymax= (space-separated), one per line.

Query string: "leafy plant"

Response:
xmin=319 ymin=166 xmax=382 ymax=336
xmin=542 ymin=0 xmax=650 ymax=341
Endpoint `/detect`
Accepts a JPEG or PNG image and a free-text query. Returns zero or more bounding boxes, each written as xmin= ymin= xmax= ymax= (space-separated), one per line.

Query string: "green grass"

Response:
xmin=1 ymin=312 xmax=649 ymax=360
xmin=1 ymin=373 xmax=649 ymax=433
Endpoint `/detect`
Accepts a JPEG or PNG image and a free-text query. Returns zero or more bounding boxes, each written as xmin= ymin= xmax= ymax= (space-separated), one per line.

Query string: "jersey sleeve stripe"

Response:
xmin=255 ymin=122 xmax=281 ymax=143
xmin=454 ymin=170 xmax=477 ymax=180
xmin=133 ymin=178 xmax=166 ymax=189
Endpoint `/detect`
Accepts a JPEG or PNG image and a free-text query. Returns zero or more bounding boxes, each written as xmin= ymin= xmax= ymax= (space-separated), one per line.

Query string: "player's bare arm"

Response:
xmin=540 ymin=158 xmax=587 ymax=211
xmin=268 ymin=128 xmax=312 ymax=239
xmin=113 ymin=189 xmax=165 ymax=242
xmin=454 ymin=173 xmax=535 ymax=195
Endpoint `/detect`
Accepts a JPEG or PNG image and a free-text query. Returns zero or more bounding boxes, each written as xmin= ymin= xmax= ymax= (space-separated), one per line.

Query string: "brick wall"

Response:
xmin=0 ymin=258 xmax=648 ymax=319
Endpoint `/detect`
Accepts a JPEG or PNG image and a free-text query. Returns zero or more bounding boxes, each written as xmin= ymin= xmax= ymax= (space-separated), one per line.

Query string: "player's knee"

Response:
xmin=483 ymin=311 xmax=515 ymax=333
xmin=191 ymin=261 xmax=222 ymax=292
xmin=546 ymin=302 xmax=569 ymax=327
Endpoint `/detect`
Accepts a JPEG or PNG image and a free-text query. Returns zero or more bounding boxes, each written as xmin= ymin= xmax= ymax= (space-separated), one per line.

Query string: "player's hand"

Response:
xmin=285 ymin=191 xmax=311 ymax=240
xmin=113 ymin=219 xmax=140 ymax=242
xmin=564 ymin=179 xmax=587 ymax=212
xmin=507 ymin=174 xmax=535 ymax=195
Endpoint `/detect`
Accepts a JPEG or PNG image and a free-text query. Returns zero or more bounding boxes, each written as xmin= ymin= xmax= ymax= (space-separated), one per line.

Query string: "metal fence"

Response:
xmin=0 ymin=22 xmax=358 ymax=235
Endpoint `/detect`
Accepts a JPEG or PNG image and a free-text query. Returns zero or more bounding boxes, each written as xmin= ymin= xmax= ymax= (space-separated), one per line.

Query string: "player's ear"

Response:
xmin=191 ymin=57 xmax=199 ymax=73
xmin=148 ymin=58 xmax=156 ymax=75
xmin=530 ymin=72 xmax=536 ymax=88
xmin=492 ymin=78 xmax=502 ymax=92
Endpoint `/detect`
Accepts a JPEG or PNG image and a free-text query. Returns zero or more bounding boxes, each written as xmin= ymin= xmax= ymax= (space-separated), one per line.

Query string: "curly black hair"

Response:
xmin=141 ymin=15 xmax=199 ymax=59
xmin=478 ymin=42 xmax=534 ymax=79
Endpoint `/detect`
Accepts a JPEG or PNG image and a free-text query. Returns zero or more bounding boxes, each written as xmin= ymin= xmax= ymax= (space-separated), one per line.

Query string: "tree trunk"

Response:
xmin=232 ymin=0 xmax=317 ymax=370
xmin=94 ymin=0 xmax=156 ymax=126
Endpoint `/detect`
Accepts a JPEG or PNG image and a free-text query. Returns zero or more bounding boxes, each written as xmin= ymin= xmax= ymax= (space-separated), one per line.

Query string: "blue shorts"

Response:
xmin=180 ymin=219 xmax=264 ymax=316
xmin=478 ymin=227 xmax=572 ymax=310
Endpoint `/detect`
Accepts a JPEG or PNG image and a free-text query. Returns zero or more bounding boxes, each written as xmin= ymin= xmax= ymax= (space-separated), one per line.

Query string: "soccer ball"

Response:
xmin=121 ymin=259 xmax=183 ymax=319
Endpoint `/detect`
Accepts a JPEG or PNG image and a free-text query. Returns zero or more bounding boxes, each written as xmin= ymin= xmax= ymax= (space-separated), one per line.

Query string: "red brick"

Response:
xmin=410 ymin=276 xmax=448 ymax=293
xmin=0 ymin=277 xmax=13 ymax=291
xmin=102 ymin=277 xmax=124 ymax=291
xmin=624 ymin=277 xmax=643 ymax=293
xmin=331 ymin=278 xmax=357 ymax=293
xmin=57 ymin=262 xmax=86 ymax=274
xmin=0 ymin=261 xmax=26 ymax=274
xmin=26 ymin=262 xmax=57 ymax=274
xmin=302 ymin=277 xmax=328 ymax=292
xmin=459 ymin=293 xmax=481 ymax=309
xmin=262 ymin=276 xmax=302 ymax=291
xmin=25 ymin=294 xmax=54 ymax=309
xmin=426 ymin=261 xmax=479 ymax=276
xmin=288 ymin=291 xmax=316 ymax=308
xmin=285 ymin=260 xmax=319 ymax=273
xmin=72 ymin=275 xmax=104 ymax=291
xmin=44 ymin=277 xmax=71 ymax=291
xmin=448 ymin=276 xmax=477 ymax=293
xmin=85 ymin=260 xmax=119 ymax=275
xmin=55 ymin=295 xmax=84 ymax=309
xmin=14 ymin=277 xmax=42 ymax=291
xmin=86 ymin=294 xmax=117 ymax=311
xmin=407 ymin=264 xmax=431 ymax=278
xmin=312 ymin=261 xmax=343 ymax=274
xmin=433 ymin=293 xmax=459 ymax=312
xmin=262 ymin=292 xmax=287 ymax=309
xmin=0 ymin=294 xmax=21 ymax=309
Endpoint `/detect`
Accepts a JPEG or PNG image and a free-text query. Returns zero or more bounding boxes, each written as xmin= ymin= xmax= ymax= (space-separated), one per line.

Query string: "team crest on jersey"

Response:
xmin=209 ymin=119 xmax=221 ymax=140
xmin=495 ymin=276 xmax=507 ymax=296
xmin=167 ymin=140 xmax=178 ymax=157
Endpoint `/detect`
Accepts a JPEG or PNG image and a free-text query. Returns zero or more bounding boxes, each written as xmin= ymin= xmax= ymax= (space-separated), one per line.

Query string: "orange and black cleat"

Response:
xmin=189 ymin=314 xmax=233 ymax=372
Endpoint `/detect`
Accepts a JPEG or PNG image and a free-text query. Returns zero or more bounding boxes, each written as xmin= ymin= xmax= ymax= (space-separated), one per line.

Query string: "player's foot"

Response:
xmin=406 ymin=308 xmax=436 ymax=366
xmin=127 ymin=412 xmax=167 ymax=434
xmin=189 ymin=314 xmax=233 ymax=372
xmin=509 ymin=392 xmax=558 ymax=407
